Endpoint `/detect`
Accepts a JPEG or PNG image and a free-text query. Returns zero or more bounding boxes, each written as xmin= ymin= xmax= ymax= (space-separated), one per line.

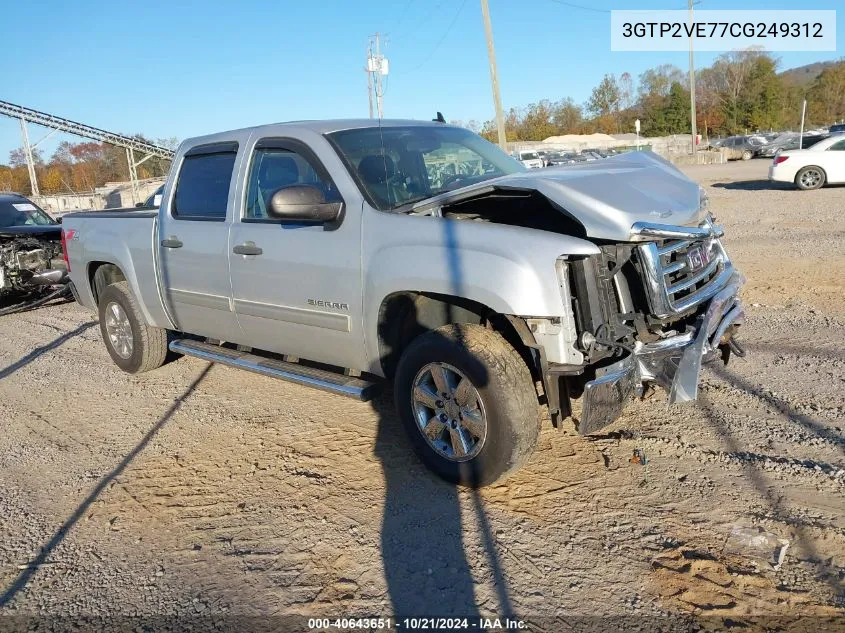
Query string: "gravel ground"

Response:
xmin=0 ymin=159 xmax=842 ymax=630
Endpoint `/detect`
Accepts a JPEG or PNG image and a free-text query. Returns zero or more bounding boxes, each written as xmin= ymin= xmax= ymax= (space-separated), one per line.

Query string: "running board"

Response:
xmin=168 ymin=339 xmax=381 ymax=401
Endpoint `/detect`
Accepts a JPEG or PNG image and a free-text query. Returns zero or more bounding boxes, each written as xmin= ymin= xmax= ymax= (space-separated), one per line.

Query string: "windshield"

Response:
xmin=0 ymin=198 xmax=55 ymax=229
xmin=519 ymin=152 xmax=540 ymax=160
xmin=327 ymin=125 xmax=525 ymax=211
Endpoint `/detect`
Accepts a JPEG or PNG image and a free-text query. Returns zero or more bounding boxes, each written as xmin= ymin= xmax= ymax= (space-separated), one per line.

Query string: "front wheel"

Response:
xmin=795 ymin=166 xmax=825 ymax=190
xmin=394 ymin=324 xmax=540 ymax=487
xmin=741 ymin=149 xmax=753 ymax=161
xmin=98 ymin=281 xmax=168 ymax=374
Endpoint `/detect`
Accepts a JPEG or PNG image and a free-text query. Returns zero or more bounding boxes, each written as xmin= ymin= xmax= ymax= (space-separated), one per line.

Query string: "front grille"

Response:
xmin=637 ymin=236 xmax=730 ymax=318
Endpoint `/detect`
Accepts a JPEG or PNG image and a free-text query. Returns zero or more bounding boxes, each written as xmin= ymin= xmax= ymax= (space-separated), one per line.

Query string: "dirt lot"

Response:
xmin=0 ymin=159 xmax=843 ymax=630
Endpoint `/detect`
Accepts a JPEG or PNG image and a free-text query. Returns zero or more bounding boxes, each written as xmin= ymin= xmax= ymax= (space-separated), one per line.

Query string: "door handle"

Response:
xmin=161 ymin=236 xmax=183 ymax=249
xmin=232 ymin=242 xmax=263 ymax=256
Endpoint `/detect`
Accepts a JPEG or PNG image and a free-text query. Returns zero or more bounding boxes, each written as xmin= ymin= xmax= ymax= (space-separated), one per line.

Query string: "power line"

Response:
xmin=387 ymin=0 xmax=416 ymax=36
xmin=542 ymin=0 xmax=609 ymax=14
xmin=403 ymin=0 xmax=470 ymax=74
xmin=392 ymin=0 xmax=446 ymax=41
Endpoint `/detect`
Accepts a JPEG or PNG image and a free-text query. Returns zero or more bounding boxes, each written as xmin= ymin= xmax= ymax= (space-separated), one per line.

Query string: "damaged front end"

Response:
xmin=572 ymin=218 xmax=745 ymax=434
xmin=0 ymin=229 xmax=69 ymax=306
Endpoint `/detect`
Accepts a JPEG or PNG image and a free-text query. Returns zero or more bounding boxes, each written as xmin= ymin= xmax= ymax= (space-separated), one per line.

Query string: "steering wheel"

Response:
xmin=440 ymin=173 xmax=468 ymax=188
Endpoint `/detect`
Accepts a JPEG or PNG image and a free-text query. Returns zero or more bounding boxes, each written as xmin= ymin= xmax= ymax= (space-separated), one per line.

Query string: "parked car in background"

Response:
xmin=769 ymin=134 xmax=845 ymax=190
xmin=136 ymin=184 xmax=165 ymax=208
xmin=0 ymin=192 xmax=68 ymax=301
xmin=545 ymin=152 xmax=582 ymax=166
xmin=758 ymin=133 xmax=827 ymax=158
xmin=513 ymin=149 xmax=544 ymax=169
xmin=536 ymin=150 xmax=549 ymax=166
xmin=713 ymin=135 xmax=768 ymax=160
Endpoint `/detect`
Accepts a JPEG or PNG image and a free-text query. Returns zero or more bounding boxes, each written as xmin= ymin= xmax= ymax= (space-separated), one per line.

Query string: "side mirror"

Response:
xmin=135 ymin=202 xmax=145 ymax=208
xmin=267 ymin=185 xmax=342 ymax=223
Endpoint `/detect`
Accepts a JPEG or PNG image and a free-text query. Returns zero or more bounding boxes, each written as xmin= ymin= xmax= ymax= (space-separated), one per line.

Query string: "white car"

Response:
xmin=513 ymin=150 xmax=544 ymax=169
xmin=768 ymin=134 xmax=845 ymax=190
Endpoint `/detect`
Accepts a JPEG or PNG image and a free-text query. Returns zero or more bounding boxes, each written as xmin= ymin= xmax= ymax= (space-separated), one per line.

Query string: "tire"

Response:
xmin=795 ymin=166 xmax=826 ymax=191
xmin=394 ymin=324 xmax=540 ymax=487
xmin=741 ymin=150 xmax=753 ymax=161
xmin=98 ymin=281 xmax=168 ymax=374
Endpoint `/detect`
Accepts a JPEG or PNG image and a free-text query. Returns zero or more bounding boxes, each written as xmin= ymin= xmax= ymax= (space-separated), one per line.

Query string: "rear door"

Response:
xmin=227 ymin=136 xmax=364 ymax=369
xmin=158 ymin=142 xmax=242 ymax=342
xmin=821 ymin=138 xmax=845 ymax=183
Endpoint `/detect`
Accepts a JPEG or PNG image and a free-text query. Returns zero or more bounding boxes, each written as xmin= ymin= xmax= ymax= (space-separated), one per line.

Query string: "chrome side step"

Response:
xmin=169 ymin=339 xmax=381 ymax=401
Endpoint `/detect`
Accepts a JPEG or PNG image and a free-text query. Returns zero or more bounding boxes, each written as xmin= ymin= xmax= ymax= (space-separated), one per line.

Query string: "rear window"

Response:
xmin=173 ymin=152 xmax=237 ymax=220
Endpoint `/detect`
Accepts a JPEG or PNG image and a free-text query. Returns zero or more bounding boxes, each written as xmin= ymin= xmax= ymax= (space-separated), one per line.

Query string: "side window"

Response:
xmin=826 ymin=139 xmax=845 ymax=151
xmin=173 ymin=151 xmax=237 ymax=220
xmin=244 ymin=147 xmax=340 ymax=220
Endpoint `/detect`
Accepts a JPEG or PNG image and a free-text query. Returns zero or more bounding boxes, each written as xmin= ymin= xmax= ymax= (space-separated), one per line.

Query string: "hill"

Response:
xmin=780 ymin=60 xmax=838 ymax=86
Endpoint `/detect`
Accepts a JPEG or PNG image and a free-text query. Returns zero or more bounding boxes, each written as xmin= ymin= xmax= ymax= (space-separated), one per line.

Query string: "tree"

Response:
xmin=41 ymin=167 xmax=64 ymax=194
xmin=587 ymin=74 xmax=620 ymax=119
xmin=551 ymin=98 xmax=583 ymax=134
xmin=638 ymin=65 xmax=684 ymax=99
xmin=9 ymin=147 xmax=44 ymax=168
xmin=807 ymin=60 xmax=845 ymax=125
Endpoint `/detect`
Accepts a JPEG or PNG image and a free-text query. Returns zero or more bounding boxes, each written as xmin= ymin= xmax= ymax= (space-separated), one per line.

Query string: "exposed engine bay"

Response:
xmin=0 ymin=234 xmax=67 ymax=298
xmin=0 ymin=194 xmax=70 ymax=314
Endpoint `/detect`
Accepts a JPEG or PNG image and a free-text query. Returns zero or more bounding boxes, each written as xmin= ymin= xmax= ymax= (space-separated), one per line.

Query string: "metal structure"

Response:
xmin=365 ymin=34 xmax=388 ymax=119
xmin=0 ymin=100 xmax=174 ymax=204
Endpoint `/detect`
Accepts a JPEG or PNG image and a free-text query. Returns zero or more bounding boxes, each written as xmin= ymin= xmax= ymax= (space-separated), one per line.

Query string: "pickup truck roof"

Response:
xmin=184 ymin=118 xmax=448 ymax=147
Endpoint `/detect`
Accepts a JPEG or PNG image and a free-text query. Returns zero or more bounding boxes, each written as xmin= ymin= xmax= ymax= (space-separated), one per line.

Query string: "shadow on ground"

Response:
xmin=711 ymin=180 xmax=794 ymax=191
xmin=0 ymin=363 xmax=213 ymax=608
xmin=0 ymin=320 xmax=96 ymax=380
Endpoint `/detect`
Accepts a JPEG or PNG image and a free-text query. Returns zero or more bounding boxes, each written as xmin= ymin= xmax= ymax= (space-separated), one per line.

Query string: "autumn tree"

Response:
xmin=807 ymin=60 xmax=845 ymax=125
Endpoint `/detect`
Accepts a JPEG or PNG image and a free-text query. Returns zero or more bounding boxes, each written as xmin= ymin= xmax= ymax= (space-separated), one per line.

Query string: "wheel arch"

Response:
xmin=375 ymin=291 xmax=540 ymax=382
xmin=89 ymin=261 xmax=127 ymax=306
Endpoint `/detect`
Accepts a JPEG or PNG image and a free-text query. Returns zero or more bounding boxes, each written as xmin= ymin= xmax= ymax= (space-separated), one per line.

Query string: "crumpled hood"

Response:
xmin=423 ymin=151 xmax=705 ymax=242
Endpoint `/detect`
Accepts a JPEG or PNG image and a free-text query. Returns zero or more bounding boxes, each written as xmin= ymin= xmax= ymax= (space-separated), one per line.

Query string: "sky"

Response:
xmin=0 ymin=0 xmax=842 ymax=161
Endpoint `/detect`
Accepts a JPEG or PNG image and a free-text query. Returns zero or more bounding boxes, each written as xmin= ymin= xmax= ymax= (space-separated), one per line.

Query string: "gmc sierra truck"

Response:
xmin=62 ymin=119 xmax=745 ymax=487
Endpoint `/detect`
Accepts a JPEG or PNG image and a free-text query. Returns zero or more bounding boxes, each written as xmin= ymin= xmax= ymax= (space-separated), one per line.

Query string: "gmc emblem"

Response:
xmin=686 ymin=244 xmax=712 ymax=272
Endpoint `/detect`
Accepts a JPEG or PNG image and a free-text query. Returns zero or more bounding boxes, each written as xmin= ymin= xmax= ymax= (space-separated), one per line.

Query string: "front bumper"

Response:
xmin=578 ymin=271 xmax=745 ymax=435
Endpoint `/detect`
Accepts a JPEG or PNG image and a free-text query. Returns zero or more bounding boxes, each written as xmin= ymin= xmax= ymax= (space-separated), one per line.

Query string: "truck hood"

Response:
xmin=415 ymin=151 xmax=705 ymax=242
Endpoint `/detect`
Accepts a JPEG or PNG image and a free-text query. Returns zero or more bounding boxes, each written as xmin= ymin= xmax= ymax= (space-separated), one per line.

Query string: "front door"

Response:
xmin=228 ymin=137 xmax=364 ymax=369
xmin=158 ymin=142 xmax=242 ymax=342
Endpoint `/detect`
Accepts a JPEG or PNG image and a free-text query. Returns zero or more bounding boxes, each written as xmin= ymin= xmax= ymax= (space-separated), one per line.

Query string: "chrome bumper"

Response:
xmin=578 ymin=272 xmax=745 ymax=435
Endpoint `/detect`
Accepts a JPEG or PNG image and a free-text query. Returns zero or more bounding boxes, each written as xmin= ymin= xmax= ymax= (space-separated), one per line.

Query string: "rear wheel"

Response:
xmin=795 ymin=166 xmax=825 ymax=190
xmin=98 ymin=281 xmax=168 ymax=374
xmin=394 ymin=324 xmax=540 ymax=487
xmin=741 ymin=149 xmax=753 ymax=161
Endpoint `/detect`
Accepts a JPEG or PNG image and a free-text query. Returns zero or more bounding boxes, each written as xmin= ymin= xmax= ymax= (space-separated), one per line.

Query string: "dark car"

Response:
xmin=713 ymin=135 xmax=768 ymax=160
xmin=0 ymin=193 xmax=67 ymax=300
xmin=757 ymin=133 xmax=827 ymax=157
xmin=829 ymin=123 xmax=845 ymax=135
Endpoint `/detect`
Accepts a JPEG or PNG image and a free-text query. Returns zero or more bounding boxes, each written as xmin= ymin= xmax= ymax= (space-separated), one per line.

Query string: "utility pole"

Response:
xmin=688 ymin=0 xmax=697 ymax=154
xmin=19 ymin=117 xmax=39 ymax=197
xmin=365 ymin=33 xmax=388 ymax=119
xmin=480 ymin=0 xmax=507 ymax=150
xmin=375 ymin=33 xmax=384 ymax=119
xmin=366 ymin=40 xmax=374 ymax=118
xmin=799 ymin=99 xmax=807 ymax=149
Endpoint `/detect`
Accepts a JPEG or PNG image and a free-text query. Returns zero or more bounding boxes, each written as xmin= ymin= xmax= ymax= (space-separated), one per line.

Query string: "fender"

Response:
xmin=361 ymin=209 xmax=600 ymax=374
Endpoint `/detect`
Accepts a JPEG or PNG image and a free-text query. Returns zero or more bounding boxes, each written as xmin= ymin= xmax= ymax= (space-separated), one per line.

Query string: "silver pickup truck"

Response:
xmin=63 ymin=119 xmax=745 ymax=486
